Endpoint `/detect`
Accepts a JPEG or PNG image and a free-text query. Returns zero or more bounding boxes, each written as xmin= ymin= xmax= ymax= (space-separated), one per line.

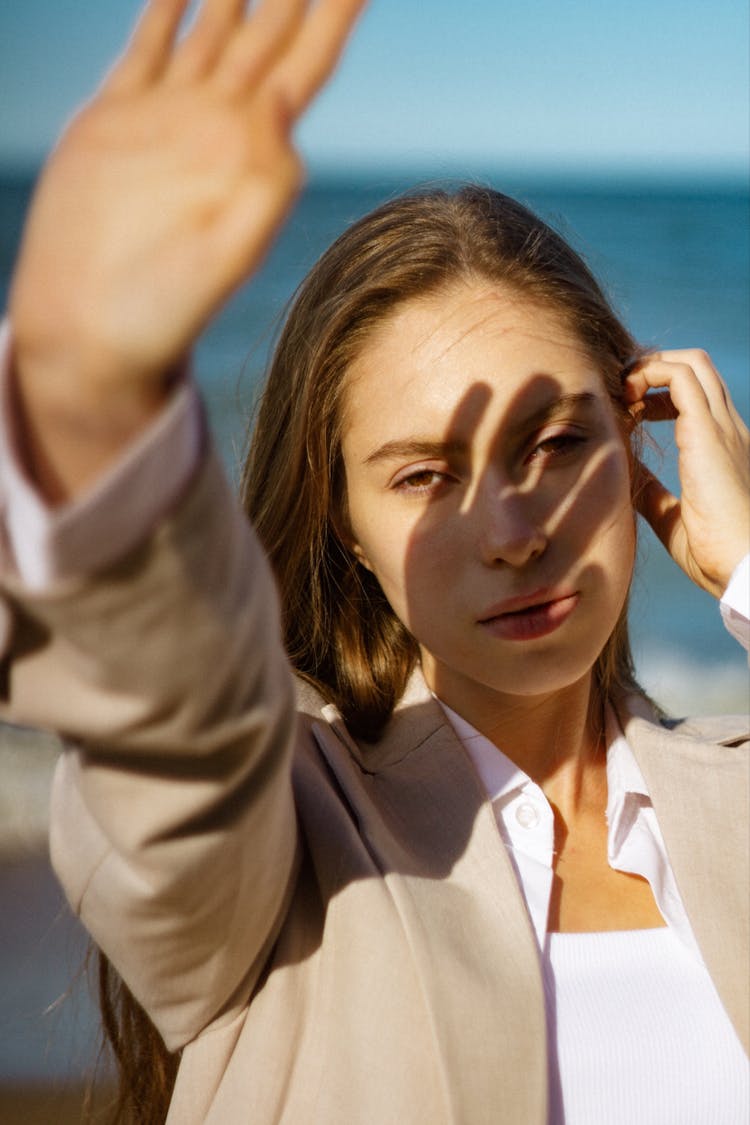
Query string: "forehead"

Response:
xmin=342 ymin=282 xmax=605 ymax=442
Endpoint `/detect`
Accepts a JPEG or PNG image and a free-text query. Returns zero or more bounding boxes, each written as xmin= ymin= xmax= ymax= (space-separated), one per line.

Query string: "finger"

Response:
xmin=104 ymin=0 xmax=191 ymax=93
xmin=166 ymin=0 xmax=249 ymax=83
xmin=627 ymin=390 xmax=678 ymax=425
xmin=625 ymin=349 xmax=731 ymax=424
xmin=657 ymin=348 xmax=733 ymax=419
xmin=211 ymin=0 xmax=308 ymax=97
xmin=271 ymin=0 xmax=369 ymax=116
xmin=623 ymin=357 xmax=720 ymax=433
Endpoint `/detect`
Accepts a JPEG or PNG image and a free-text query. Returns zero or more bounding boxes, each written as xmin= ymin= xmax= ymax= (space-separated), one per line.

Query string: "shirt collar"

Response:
xmin=605 ymin=706 xmax=653 ymax=858
xmin=439 ymin=698 xmax=653 ymax=833
xmin=439 ymin=701 xmax=529 ymax=802
xmin=436 ymin=698 xmax=700 ymax=958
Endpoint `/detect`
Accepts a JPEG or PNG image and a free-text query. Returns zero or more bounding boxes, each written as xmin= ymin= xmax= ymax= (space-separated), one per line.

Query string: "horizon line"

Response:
xmin=0 ymin=157 xmax=747 ymax=192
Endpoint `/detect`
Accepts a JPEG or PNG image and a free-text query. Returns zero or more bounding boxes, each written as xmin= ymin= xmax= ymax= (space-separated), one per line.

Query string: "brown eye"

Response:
xmin=392 ymin=467 xmax=452 ymax=494
xmin=404 ymin=470 xmax=442 ymax=488
xmin=527 ymin=432 xmax=587 ymax=464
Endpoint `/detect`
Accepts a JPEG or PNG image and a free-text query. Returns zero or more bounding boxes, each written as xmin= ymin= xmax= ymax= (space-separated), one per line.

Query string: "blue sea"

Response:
xmin=0 ymin=169 xmax=748 ymax=1093
xmin=2 ymin=169 xmax=748 ymax=714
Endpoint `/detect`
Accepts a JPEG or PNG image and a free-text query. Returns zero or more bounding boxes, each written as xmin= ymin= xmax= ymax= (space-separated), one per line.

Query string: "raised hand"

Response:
xmin=8 ymin=0 xmax=366 ymax=499
xmin=624 ymin=349 xmax=750 ymax=597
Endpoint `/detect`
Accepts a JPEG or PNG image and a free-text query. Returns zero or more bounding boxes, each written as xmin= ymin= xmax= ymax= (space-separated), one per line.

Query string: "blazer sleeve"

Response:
xmin=0 ymin=445 xmax=299 ymax=1051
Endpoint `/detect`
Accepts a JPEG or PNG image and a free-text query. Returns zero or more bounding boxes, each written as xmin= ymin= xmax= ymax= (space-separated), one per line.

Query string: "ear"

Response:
xmin=331 ymin=506 xmax=374 ymax=573
xmin=612 ymin=399 xmax=641 ymax=489
xmin=350 ymin=541 xmax=374 ymax=572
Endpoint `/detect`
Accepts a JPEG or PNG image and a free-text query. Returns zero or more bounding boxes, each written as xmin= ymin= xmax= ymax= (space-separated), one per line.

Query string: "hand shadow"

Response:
xmin=399 ymin=366 xmax=634 ymax=739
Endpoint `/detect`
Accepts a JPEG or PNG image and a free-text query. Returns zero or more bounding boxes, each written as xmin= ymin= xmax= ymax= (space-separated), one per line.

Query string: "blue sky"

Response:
xmin=1 ymin=0 xmax=748 ymax=176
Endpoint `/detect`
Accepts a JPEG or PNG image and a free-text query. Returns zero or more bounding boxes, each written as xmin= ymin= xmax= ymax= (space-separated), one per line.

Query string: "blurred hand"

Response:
xmin=624 ymin=349 xmax=750 ymax=597
xmin=8 ymin=0 xmax=366 ymax=498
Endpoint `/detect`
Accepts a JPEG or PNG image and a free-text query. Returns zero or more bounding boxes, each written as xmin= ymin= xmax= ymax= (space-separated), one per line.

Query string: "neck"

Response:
xmin=432 ymin=669 xmax=606 ymax=817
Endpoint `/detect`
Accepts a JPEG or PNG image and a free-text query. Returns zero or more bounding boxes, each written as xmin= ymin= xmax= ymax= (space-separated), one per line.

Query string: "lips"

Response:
xmin=478 ymin=589 xmax=580 ymax=641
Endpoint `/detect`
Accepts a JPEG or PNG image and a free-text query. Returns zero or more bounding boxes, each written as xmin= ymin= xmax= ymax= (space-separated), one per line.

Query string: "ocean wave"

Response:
xmin=635 ymin=647 xmax=749 ymax=718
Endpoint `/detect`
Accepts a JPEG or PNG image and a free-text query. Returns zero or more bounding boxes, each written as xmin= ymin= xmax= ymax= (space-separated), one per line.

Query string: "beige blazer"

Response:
xmin=1 ymin=452 xmax=747 ymax=1124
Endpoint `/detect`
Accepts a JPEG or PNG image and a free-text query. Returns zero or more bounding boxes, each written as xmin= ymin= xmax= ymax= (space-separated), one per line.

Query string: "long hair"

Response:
xmin=242 ymin=184 xmax=645 ymax=741
xmin=91 ymin=956 xmax=180 ymax=1124
xmin=99 ymin=183 xmax=647 ymax=1121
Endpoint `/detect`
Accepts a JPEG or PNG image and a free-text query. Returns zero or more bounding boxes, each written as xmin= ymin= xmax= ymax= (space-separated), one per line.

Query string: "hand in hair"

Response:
xmin=624 ymin=349 xmax=750 ymax=597
xmin=8 ymin=0 xmax=367 ymax=502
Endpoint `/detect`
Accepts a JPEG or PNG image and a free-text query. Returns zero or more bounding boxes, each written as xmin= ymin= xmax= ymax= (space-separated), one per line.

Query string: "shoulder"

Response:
xmin=658 ymin=713 xmax=749 ymax=749
xmin=618 ymin=698 xmax=749 ymax=858
xmin=617 ymin=692 xmax=749 ymax=757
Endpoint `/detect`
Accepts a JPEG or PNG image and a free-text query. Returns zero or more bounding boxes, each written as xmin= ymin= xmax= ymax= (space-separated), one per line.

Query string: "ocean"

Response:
xmin=2 ymin=169 xmax=748 ymax=712
xmin=0 ymin=169 xmax=748 ymax=1092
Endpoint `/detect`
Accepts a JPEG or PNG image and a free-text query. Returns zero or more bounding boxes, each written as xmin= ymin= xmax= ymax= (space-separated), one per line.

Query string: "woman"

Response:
xmin=1 ymin=1 xmax=748 ymax=1122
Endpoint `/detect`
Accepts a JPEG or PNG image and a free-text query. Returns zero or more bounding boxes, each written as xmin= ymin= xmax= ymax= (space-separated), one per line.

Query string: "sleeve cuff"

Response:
xmin=0 ymin=320 xmax=206 ymax=589
xmin=720 ymin=554 xmax=750 ymax=654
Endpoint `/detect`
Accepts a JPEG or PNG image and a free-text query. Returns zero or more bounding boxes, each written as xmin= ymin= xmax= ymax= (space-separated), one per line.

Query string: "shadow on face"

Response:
xmin=341 ymin=283 xmax=637 ymax=724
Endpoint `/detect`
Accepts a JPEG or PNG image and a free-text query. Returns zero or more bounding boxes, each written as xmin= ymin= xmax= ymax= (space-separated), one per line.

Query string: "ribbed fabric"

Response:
xmin=543 ymin=927 xmax=749 ymax=1124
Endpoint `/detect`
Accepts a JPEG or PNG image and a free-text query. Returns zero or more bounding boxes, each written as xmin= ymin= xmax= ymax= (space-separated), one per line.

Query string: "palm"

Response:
xmin=11 ymin=0 xmax=365 ymax=388
xmin=24 ymin=86 xmax=297 ymax=377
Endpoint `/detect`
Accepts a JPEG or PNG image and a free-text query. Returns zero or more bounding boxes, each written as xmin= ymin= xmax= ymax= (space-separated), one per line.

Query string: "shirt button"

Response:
xmin=515 ymin=801 xmax=540 ymax=829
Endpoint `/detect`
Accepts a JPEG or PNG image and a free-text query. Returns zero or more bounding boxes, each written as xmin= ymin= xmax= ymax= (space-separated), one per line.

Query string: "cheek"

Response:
xmin=348 ymin=499 xmax=457 ymax=631
xmin=550 ymin=439 xmax=636 ymax=611
xmin=608 ymin=443 xmax=637 ymax=530
xmin=346 ymin=492 xmax=412 ymax=590
xmin=588 ymin=446 xmax=638 ymax=582
xmin=575 ymin=440 xmax=634 ymax=534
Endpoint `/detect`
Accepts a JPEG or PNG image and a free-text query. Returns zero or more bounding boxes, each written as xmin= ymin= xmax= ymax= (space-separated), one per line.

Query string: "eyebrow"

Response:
xmin=522 ymin=390 xmax=599 ymax=432
xmin=363 ymin=391 xmax=599 ymax=466
xmin=364 ymin=438 xmax=467 ymax=466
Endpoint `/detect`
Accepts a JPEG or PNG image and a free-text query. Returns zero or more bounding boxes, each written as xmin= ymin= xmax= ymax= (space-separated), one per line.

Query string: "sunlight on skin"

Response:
xmin=341 ymin=280 xmax=637 ymax=796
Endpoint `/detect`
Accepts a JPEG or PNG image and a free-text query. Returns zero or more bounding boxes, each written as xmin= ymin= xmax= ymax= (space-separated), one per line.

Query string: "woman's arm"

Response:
xmin=0 ymin=0 xmax=366 ymax=1048
xmin=23 ymin=453 xmax=300 ymax=1050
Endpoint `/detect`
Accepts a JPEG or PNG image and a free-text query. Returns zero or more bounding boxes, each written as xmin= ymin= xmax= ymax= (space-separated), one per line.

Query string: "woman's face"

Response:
xmin=340 ymin=280 xmax=636 ymax=719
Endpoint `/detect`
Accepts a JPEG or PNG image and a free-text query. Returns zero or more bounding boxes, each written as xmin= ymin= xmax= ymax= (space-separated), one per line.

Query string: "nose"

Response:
xmin=474 ymin=479 xmax=549 ymax=569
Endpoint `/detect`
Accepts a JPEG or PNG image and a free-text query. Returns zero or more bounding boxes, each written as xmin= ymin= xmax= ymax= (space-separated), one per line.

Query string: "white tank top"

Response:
xmin=543 ymin=927 xmax=749 ymax=1124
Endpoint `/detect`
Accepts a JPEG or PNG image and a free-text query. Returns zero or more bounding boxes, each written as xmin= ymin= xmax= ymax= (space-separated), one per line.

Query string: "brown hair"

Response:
xmin=242 ymin=183 xmax=645 ymax=741
xmin=98 ymin=183 xmax=647 ymax=1122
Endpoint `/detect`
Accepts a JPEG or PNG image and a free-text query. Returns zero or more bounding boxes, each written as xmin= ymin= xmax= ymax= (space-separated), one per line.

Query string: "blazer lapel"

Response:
xmin=309 ymin=672 xmax=549 ymax=1124
xmin=622 ymin=699 xmax=750 ymax=1053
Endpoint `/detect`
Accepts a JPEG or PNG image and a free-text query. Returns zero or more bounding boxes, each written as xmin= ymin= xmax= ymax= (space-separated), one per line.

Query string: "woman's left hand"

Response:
xmin=623 ymin=349 xmax=749 ymax=598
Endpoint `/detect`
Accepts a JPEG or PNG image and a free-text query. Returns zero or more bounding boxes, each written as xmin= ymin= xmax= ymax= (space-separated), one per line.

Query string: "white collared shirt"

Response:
xmin=440 ymin=700 xmax=701 ymax=956
xmin=439 ymin=701 xmax=750 ymax=1124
